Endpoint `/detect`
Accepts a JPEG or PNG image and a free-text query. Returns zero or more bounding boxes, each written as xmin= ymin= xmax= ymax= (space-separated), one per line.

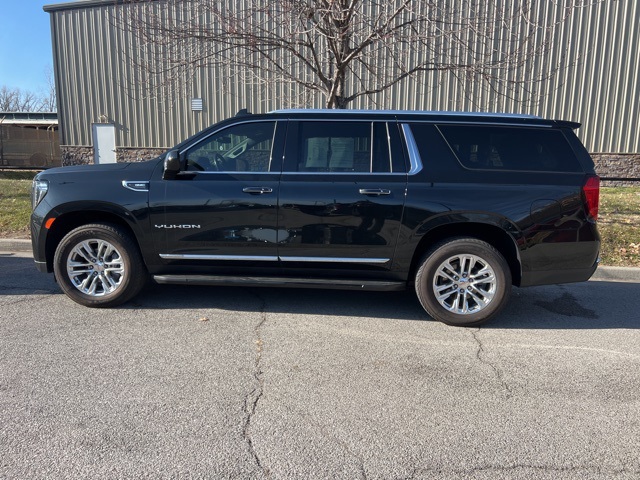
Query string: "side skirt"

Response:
xmin=153 ymin=275 xmax=406 ymax=291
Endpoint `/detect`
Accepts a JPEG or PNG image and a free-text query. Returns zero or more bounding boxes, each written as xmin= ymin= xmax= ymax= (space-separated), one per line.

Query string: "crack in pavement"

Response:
xmin=471 ymin=329 xmax=513 ymax=398
xmin=308 ymin=417 xmax=368 ymax=480
xmin=242 ymin=289 xmax=269 ymax=478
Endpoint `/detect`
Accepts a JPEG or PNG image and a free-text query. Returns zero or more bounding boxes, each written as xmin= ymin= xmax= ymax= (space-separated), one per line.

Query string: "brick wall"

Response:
xmin=60 ymin=147 xmax=94 ymax=166
xmin=592 ymin=154 xmax=640 ymax=186
xmin=61 ymin=147 xmax=165 ymax=166
xmin=116 ymin=147 xmax=166 ymax=163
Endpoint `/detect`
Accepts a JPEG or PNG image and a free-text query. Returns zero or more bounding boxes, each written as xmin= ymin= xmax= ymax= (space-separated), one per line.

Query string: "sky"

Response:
xmin=0 ymin=0 xmax=73 ymax=94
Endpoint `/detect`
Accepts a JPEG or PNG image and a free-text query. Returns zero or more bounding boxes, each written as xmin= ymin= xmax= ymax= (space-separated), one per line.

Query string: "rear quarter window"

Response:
xmin=436 ymin=125 xmax=583 ymax=173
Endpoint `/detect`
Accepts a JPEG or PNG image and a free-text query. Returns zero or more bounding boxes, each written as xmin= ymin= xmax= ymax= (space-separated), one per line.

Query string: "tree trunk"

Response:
xmin=326 ymin=71 xmax=349 ymax=109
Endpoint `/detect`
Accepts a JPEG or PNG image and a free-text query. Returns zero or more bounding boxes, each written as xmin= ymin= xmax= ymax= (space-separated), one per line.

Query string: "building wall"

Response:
xmin=46 ymin=0 xmax=640 ymax=157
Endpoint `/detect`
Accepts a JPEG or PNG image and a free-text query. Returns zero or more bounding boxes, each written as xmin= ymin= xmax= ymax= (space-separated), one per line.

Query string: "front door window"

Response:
xmin=185 ymin=122 xmax=276 ymax=173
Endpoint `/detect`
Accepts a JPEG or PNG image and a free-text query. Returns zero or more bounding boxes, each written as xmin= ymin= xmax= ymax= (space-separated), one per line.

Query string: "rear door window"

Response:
xmin=285 ymin=121 xmax=403 ymax=173
xmin=436 ymin=125 xmax=583 ymax=173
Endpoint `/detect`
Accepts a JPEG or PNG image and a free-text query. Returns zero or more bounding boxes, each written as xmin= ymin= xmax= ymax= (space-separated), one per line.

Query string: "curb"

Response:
xmin=0 ymin=238 xmax=31 ymax=252
xmin=590 ymin=266 xmax=640 ymax=283
xmin=1 ymin=238 xmax=639 ymax=282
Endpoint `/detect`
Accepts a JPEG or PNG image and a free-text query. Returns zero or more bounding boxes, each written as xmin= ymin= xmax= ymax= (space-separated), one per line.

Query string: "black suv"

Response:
xmin=31 ymin=110 xmax=600 ymax=326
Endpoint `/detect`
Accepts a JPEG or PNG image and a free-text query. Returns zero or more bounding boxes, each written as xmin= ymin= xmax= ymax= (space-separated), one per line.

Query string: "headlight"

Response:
xmin=31 ymin=179 xmax=49 ymax=210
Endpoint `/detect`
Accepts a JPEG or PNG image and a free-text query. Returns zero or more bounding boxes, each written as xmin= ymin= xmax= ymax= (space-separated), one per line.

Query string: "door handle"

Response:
xmin=358 ymin=188 xmax=391 ymax=196
xmin=242 ymin=187 xmax=273 ymax=195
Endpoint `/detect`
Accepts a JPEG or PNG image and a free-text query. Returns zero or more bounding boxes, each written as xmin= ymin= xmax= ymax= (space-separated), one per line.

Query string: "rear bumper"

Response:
xmin=519 ymin=239 xmax=599 ymax=287
xmin=520 ymin=262 xmax=598 ymax=287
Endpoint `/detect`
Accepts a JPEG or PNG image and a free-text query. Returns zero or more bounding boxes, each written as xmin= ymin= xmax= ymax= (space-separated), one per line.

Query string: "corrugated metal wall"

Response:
xmin=47 ymin=0 xmax=640 ymax=153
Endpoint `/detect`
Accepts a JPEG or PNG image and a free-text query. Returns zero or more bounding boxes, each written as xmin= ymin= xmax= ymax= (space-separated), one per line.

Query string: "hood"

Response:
xmin=42 ymin=163 xmax=132 ymax=176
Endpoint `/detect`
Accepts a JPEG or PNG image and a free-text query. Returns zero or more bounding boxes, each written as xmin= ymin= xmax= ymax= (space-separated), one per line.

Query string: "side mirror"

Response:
xmin=163 ymin=150 xmax=181 ymax=180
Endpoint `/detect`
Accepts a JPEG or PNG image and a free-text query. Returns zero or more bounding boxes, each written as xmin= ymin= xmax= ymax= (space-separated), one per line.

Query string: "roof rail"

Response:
xmin=268 ymin=109 xmax=541 ymax=119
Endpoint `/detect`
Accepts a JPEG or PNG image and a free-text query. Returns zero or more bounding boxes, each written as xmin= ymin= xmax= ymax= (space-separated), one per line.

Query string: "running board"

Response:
xmin=153 ymin=275 xmax=406 ymax=291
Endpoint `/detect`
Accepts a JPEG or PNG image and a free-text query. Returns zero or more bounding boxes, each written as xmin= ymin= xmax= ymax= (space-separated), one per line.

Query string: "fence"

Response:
xmin=0 ymin=124 xmax=61 ymax=169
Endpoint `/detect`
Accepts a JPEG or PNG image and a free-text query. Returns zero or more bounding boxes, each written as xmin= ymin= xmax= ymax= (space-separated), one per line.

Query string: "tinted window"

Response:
xmin=406 ymin=123 xmax=457 ymax=175
xmin=437 ymin=125 xmax=582 ymax=172
xmin=291 ymin=122 xmax=392 ymax=173
xmin=185 ymin=121 xmax=276 ymax=172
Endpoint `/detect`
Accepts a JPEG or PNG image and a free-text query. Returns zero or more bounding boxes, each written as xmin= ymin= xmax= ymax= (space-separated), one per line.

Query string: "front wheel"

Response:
xmin=53 ymin=223 xmax=147 ymax=307
xmin=415 ymin=238 xmax=512 ymax=326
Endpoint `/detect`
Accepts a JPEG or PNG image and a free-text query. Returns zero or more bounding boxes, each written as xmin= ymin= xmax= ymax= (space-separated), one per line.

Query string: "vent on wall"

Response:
xmin=191 ymin=98 xmax=203 ymax=111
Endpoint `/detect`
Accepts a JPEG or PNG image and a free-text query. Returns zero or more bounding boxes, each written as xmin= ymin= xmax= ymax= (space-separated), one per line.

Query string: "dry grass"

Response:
xmin=0 ymin=171 xmax=37 ymax=239
xmin=598 ymin=187 xmax=640 ymax=267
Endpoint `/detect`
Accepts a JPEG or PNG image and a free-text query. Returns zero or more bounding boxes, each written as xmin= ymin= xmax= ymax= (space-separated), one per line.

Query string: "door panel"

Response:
xmin=278 ymin=174 xmax=406 ymax=265
xmin=277 ymin=121 xmax=407 ymax=271
xmin=155 ymin=173 xmax=280 ymax=258
xmin=149 ymin=121 xmax=284 ymax=269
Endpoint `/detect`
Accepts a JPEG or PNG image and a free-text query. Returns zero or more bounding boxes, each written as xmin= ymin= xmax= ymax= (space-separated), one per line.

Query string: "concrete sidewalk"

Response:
xmin=2 ymin=238 xmax=639 ymax=282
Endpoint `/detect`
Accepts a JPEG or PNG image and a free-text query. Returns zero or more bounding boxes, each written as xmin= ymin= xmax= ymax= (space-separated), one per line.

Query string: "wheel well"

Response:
xmin=44 ymin=211 xmax=140 ymax=272
xmin=409 ymin=223 xmax=522 ymax=287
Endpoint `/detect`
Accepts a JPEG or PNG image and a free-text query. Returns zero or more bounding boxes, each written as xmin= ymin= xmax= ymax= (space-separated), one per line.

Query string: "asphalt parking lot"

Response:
xmin=1 ymin=251 xmax=639 ymax=479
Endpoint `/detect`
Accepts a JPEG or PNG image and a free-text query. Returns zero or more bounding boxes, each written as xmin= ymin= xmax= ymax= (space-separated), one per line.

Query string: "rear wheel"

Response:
xmin=53 ymin=223 xmax=147 ymax=307
xmin=415 ymin=237 xmax=511 ymax=326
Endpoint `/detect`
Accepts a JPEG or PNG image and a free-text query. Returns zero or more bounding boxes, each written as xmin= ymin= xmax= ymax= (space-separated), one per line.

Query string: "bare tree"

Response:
xmin=0 ymin=86 xmax=18 ymax=111
xmin=0 ymin=86 xmax=42 ymax=112
xmin=38 ymin=65 xmax=58 ymax=112
xmin=119 ymin=0 xmax=601 ymax=109
xmin=0 ymin=78 xmax=56 ymax=113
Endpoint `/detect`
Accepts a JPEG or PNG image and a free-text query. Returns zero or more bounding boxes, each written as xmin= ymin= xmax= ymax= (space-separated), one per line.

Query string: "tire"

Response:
xmin=53 ymin=223 xmax=147 ymax=308
xmin=415 ymin=237 xmax=512 ymax=327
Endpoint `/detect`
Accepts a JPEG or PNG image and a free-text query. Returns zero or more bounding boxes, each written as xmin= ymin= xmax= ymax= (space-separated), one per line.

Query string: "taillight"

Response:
xmin=582 ymin=175 xmax=600 ymax=221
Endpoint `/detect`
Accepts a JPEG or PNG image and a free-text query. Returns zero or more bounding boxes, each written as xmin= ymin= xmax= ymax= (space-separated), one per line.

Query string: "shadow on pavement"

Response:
xmin=0 ymin=253 xmax=60 ymax=296
xmin=2 ymin=254 xmax=638 ymax=329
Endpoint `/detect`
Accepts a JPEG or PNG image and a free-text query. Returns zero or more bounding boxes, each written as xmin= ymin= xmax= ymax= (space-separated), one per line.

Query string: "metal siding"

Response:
xmin=48 ymin=0 xmax=640 ymax=153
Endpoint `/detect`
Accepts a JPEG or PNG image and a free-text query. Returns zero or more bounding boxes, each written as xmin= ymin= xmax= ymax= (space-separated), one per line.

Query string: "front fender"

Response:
xmin=34 ymin=200 xmax=152 ymax=273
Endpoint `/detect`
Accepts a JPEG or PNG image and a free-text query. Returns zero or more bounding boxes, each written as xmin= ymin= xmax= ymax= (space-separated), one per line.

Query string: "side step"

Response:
xmin=153 ymin=275 xmax=406 ymax=292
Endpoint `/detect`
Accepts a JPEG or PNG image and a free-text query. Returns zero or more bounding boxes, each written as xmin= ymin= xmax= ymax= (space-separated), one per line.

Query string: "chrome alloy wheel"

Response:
xmin=66 ymin=239 xmax=125 ymax=296
xmin=432 ymin=254 xmax=497 ymax=315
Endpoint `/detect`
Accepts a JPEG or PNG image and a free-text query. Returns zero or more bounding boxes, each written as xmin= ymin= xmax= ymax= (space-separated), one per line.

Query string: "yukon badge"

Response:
xmin=155 ymin=224 xmax=201 ymax=229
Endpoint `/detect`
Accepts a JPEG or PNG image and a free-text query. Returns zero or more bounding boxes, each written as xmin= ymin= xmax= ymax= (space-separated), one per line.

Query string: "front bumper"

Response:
xmin=30 ymin=210 xmax=50 ymax=272
xmin=34 ymin=259 xmax=48 ymax=273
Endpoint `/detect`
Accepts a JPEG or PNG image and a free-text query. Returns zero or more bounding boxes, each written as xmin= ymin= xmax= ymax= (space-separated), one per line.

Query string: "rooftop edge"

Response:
xmin=43 ymin=0 xmax=134 ymax=13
